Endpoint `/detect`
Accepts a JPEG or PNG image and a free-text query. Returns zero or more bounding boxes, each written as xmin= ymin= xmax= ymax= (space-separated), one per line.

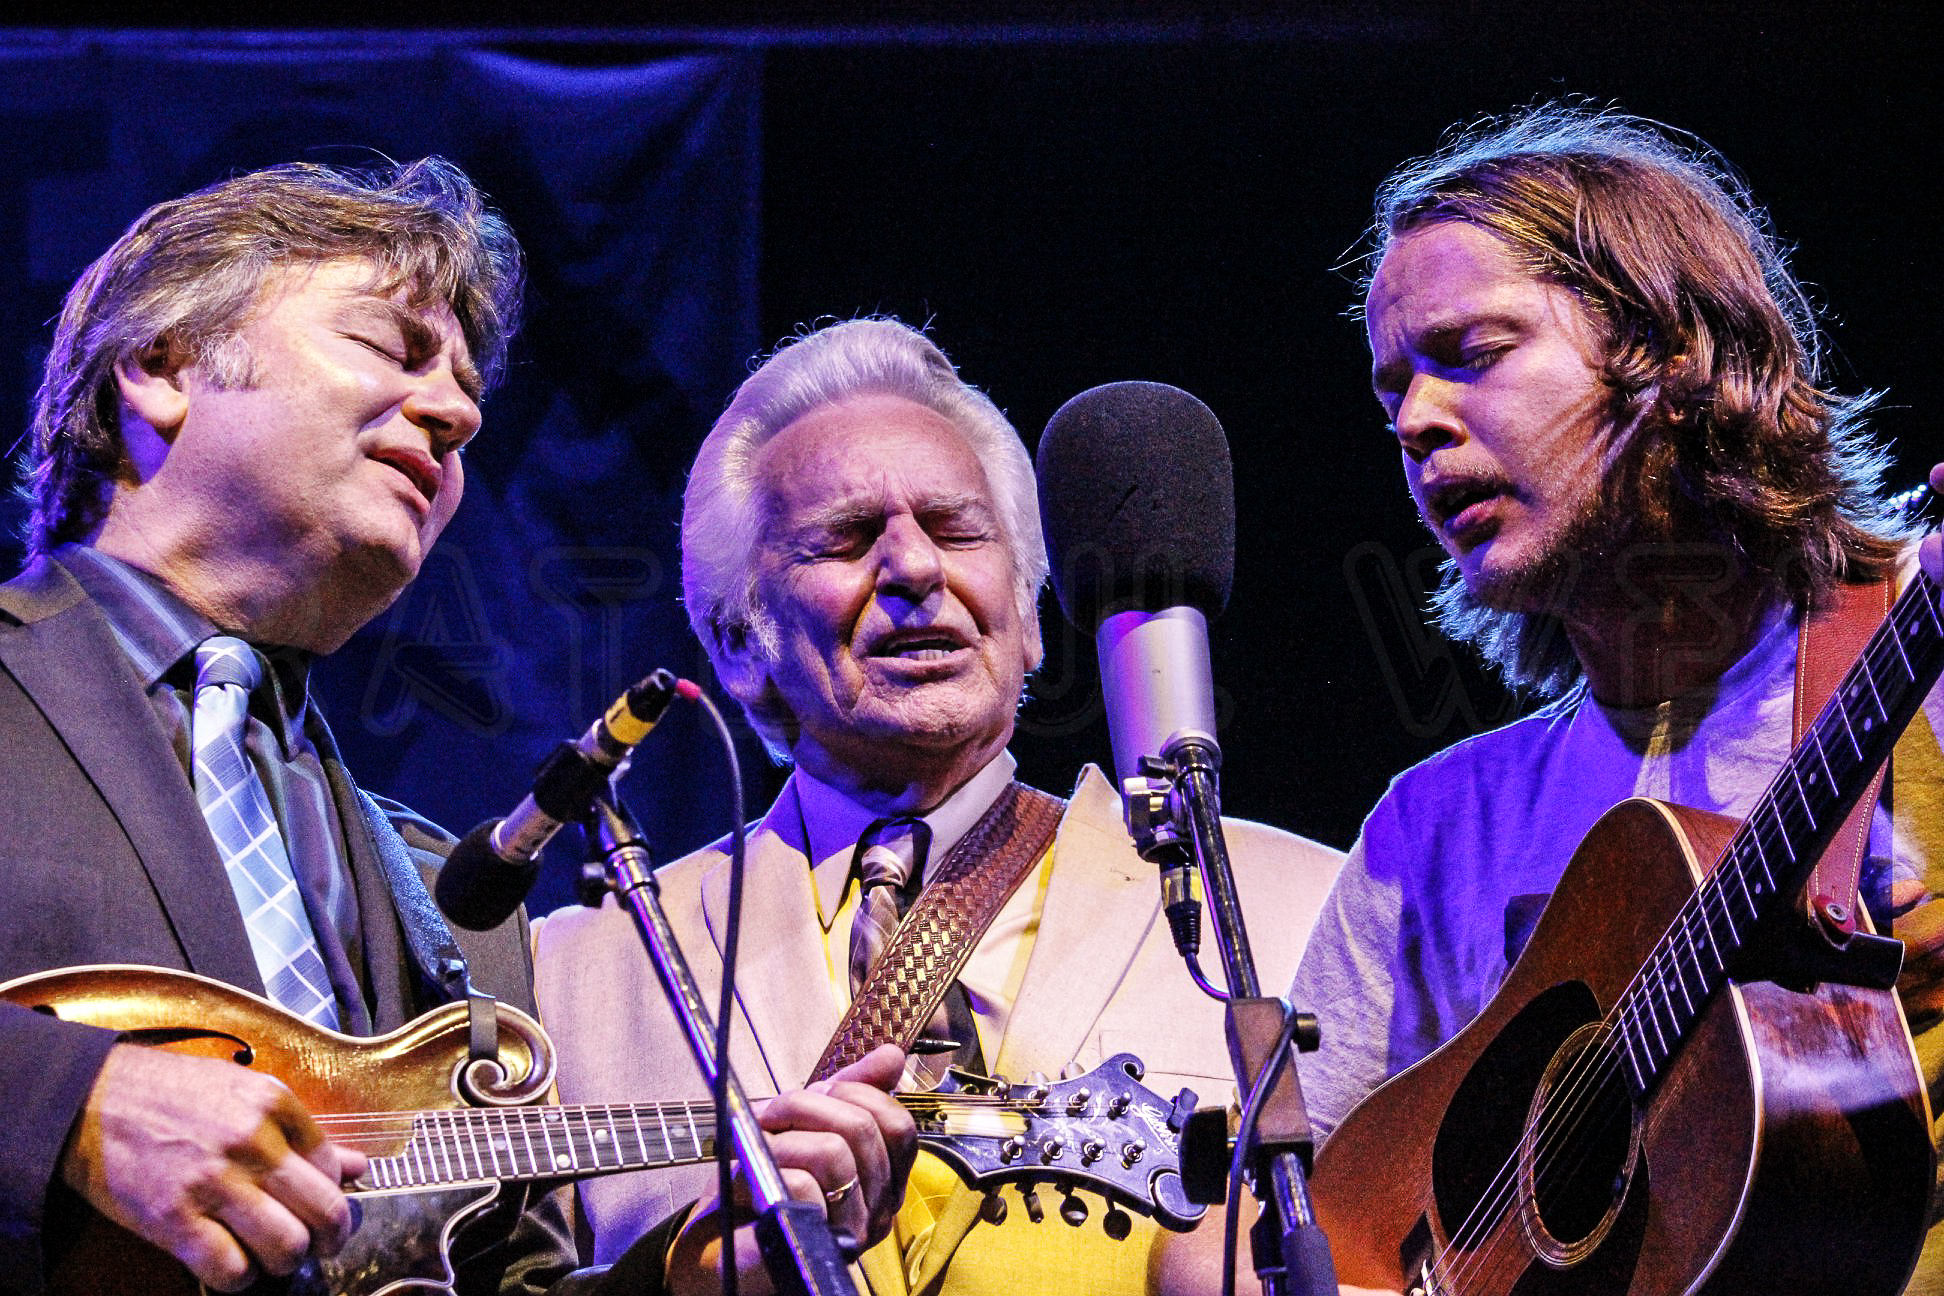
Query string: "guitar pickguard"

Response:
xmin=1313 ymin=797 xmax=1934 ymax=1295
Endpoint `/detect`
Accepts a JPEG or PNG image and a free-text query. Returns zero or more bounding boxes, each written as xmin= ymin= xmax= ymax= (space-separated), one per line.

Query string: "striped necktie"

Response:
xmin=847 ymin=816 xmax=981 ymax=1086
xmin=191 ymin=636 xmax=340 ymax=1029
xmin=848 ymin=817 xmax=928 ymax=996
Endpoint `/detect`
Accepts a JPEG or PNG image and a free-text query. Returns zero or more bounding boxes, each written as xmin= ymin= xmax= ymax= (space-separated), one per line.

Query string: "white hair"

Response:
xmin=682 ymin=318 xmax=1048 ymax=749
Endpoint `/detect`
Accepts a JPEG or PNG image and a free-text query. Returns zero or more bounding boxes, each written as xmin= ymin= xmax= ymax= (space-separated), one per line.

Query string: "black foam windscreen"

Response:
xmin=434 ymin=820 xmax=539 ymax=931
xmin=1035 ymin=380 xmax=1236 ymax=633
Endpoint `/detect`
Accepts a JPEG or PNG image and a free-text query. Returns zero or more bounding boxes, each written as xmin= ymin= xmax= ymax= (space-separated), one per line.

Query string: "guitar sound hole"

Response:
xmin=1518 ymin=1021 xmax=1638 ymax=1266
xmin=1434 ymin=981 xmax=1599 ymax=1242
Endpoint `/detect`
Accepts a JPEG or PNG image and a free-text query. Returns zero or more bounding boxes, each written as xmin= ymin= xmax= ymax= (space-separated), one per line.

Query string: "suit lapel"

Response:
xmin=311 ymin=722 xmax=415 ymax=1032
xmin=699 ymin=780 xmax=844 ymax=1090
xmin=0 ymin=559 xmax=261 ymax=989
xmin=993 ymin=765 xmax=1153 ymax=1078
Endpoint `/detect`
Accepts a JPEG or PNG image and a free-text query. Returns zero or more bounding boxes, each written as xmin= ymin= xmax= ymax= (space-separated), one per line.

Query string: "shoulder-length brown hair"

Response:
xmin=1363 ymin=105 xmax=1907 ymax=696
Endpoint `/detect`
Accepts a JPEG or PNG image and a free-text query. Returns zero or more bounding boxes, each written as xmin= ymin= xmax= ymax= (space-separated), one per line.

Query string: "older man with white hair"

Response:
xmin=534 ymin=318 xmax=1342 ymax=1296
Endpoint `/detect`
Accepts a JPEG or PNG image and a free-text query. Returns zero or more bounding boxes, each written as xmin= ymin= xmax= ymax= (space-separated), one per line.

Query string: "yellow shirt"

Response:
xmin=795 ymin=756 xmax=1178 ymax=1296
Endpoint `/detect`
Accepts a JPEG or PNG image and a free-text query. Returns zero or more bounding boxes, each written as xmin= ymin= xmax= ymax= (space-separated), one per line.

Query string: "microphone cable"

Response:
xmin=1222 ymin=1003 xmax=1302 ymax=1296
xmin=690 ymin=686 xmax=749 ymax=1296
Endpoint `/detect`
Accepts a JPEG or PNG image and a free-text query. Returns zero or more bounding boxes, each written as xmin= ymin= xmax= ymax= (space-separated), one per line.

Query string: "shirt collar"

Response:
xmin=54 ymin=544 xmax=316 ymax=755
xmin=795 ymin=749 xmax=1019 ymax=926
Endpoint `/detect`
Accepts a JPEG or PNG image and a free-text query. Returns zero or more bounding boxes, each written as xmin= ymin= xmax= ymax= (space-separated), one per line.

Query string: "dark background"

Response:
xmin=2 ymin=5 xmax=1937 ymax=913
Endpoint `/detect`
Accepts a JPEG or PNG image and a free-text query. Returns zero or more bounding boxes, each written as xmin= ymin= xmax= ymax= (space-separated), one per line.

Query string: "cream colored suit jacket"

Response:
xmin=531 ymin=764 xmax=1341 ymax=1292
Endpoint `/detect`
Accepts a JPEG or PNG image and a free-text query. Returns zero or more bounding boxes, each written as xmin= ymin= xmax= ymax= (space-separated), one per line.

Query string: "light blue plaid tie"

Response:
xmin=192 ymin=636 xmax=340 ymax=1029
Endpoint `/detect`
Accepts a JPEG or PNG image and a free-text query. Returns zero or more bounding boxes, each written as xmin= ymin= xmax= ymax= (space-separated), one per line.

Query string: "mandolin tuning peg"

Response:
xmin=1102 ymin=1205 xmax=1132 ymax=1241
xmin=1020 ymin=1183 xmax=1044 ymax=1224
xmin=1059 ymin=1192 xmax=1088 ymax=1227
xmin=979 ymin=1191 xmax=1008 ymax=1225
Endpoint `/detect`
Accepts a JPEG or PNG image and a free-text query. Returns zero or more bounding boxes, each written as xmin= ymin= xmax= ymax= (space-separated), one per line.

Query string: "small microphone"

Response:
xmin=435 ymin=669 xmax=696 ymax=930
xmin=1037 ymin=381 xmax=1236 ymax=963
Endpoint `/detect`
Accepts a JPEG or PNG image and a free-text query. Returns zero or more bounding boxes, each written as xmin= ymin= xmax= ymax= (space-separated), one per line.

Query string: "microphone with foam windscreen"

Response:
xmin=1037 ymin=380 xmax=1237 ymax=973
xmin=435 ymin=670 xmax=695 ymax=931
xmin=1038 ymin=383 xmax=1339 ymax=1295
xmin=1036 ymin=380 xmax=1235 ymax=802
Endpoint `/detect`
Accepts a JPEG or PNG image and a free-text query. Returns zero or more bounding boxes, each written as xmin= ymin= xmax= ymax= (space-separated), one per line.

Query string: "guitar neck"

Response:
xmin=360 ymin=1099 xmax=719 ymax=1191
xmin=1613 ymin=571 xmax=1944 ymax=1096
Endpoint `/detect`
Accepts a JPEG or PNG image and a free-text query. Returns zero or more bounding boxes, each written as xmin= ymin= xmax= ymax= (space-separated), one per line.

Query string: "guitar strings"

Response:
xmin=310 ymin=1090 xmax=1146 ymax=1203
xmin=312 ymin=1093 xmax=1027 ymax=1124
xmin=1434 ymin=817 xmax=1783 ymax=1294
xmin=1430 ymin=788 xmax=1764 ymax=1290
xmin=1419 ymin=589 xmax=1939 ymax=1292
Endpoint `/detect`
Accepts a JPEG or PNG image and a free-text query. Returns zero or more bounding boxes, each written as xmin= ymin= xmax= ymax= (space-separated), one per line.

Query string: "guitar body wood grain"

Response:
xmin=1311 ymin=798 xmax=1932 ymax=1296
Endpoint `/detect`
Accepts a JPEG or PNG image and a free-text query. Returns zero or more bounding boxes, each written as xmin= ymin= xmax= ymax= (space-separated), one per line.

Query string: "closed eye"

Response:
xmin=350 ymin=333 xmax=408 ymax=365
xmin=802 ymin=526 xmax=877 ymax=561
xmin=1457 ymin=343 xmax=1510 ymax=372
xmin=916 ymin=499 xmax=997 ymax=547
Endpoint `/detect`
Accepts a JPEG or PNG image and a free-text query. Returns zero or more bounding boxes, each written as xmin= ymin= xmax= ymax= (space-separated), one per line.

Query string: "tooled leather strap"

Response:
xmin=812 ymin=782 xmax=1066 ymax=1081
xmin=1797 ymin=577 xmax=1896 ymax=936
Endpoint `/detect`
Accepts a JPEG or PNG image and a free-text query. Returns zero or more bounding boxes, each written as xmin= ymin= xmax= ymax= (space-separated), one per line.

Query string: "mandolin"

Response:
xmin=1311 ymin=571 xmax=1944 ymax=1295
xmin=3 ymin=963 xmax=1203 ymax=1296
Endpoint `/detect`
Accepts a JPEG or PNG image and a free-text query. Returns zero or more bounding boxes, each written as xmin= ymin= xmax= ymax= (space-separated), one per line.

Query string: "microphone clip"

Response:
xmin=1119 ymin=746 xmax=1220 ymax=862
xmin=1121 ymin=757 xmax=1184 ymax=860
xmin=1124 ymin=747 xmax=1223 ymax=997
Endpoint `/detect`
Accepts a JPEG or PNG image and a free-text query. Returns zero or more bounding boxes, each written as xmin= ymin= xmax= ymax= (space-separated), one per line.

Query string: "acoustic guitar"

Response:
xmin=3 ymin=964 xmax=1205 ymax=1296
xmin=1311 ymin=571 xmax=1944 ymax=1295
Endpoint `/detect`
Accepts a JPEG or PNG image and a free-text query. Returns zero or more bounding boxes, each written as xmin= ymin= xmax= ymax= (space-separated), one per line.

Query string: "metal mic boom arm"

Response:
xmin=588 ymin=795 xmax=861 ymax=1296
xmin=1153 ymin=736 xmax=1338 ymax=1296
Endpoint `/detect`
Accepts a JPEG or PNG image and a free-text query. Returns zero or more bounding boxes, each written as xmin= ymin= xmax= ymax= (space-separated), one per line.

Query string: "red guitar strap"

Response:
xmin=1795 ymin=577 xmax=1896 ymax=936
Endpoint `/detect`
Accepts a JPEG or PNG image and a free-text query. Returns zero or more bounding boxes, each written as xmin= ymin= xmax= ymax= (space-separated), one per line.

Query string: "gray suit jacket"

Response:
xmin=532 ymin=763 xmax=1342 ymax=1293
xmin=0 ymin=555 xmax=574 ymax=1296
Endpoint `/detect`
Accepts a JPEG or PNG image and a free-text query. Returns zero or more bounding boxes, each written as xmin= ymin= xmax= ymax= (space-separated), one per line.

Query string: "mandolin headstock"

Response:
xmin=908 ymin=1052 xmax=1205 ymax=1231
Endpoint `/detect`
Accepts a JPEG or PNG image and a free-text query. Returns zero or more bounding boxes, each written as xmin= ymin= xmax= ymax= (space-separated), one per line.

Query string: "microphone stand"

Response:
xmin=587 ymin=793 xmax=861 ymax=1296
xmin=1126 ymin=738 xmax=1337 ymax=1296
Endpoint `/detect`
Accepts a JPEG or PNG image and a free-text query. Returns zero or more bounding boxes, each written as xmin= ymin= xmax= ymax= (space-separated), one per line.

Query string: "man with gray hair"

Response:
xmin=535 ymin=317 xmax=1342 ymax=1296
xmin=0 ymin=160 xmax=907 ymax=1296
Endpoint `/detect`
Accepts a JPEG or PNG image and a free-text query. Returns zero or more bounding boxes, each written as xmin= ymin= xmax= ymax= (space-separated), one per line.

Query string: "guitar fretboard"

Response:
xmin=1612 ymin=573 xmax=1944 ymax=1095
xmin=362 ymin=1101 xmax=717 ymax=1190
